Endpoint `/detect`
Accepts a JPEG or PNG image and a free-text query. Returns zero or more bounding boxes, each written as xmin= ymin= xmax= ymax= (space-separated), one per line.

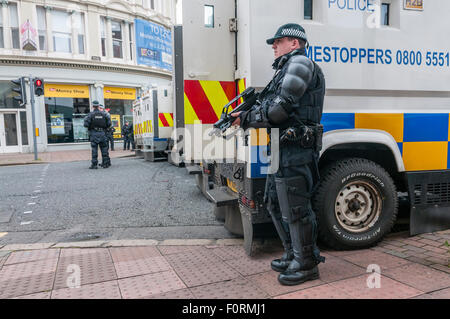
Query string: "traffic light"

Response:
xmin=11 ymin=77 xmax=27 ymax=106
xmin=34 ymin=78 xmax=44 ymax=96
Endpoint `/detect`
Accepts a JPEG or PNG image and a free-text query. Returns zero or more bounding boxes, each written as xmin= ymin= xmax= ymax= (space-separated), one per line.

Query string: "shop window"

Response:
xmin=36 ymin=6 xmax=47 ymax=51
xmin=75 ymin=12 xmax=85 ymax=54
xmin=112 ymin=20 xmax=123 ymax=59
xmin=204 ymin=5 xmax=214 ymax=28
xmin=9 ymin=3 xmax=20 ymax=49
xmin=20 ymin=111 xmax=28 ymax=145
xmin=52 ymin=10 xmax=72 ymax=53
xmin=0 ymin=9 xmax=4 ymax=48
xmin=45 ymin=97 xmax=90 ymax=143
xmin=381 ymin=3 xmax=390 ymax=26
xmin=304 ymin=0 xmax=313 ymax=20
xmin=100 ymin=17 xmax=106 ymax=57
xmin=0 ymin=81 xmax=25 ymax=108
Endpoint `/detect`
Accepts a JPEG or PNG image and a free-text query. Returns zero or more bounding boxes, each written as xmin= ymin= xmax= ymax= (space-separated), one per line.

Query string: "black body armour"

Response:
xmin=92 ymin=113 xmax=107 ymax=129
xmin=242 ymin=48 xmax=325 ymax=131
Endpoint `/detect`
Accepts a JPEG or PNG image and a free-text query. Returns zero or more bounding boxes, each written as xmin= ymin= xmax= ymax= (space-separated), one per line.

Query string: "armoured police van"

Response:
xmin=175 ymin=0 xmax=450 ymax=255
xmin=133 ymin=86 xmax=174 ymax=161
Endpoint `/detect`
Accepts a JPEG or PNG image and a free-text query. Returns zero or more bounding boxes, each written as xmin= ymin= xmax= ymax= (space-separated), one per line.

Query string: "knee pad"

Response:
xmin=275 ymin=175 xmax=311 ymax=223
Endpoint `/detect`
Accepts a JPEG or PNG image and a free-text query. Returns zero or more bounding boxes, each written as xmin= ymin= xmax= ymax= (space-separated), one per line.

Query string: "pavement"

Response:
xmin=0 ymin=150 xmax=449 ymax=299
xmin=0 ymin=149 xmax=135 ymax=166
xmin=0 ymin=230 xmax=448 ymax=299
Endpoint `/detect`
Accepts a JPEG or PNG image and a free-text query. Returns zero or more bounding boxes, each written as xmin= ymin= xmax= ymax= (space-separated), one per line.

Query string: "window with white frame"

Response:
xmin=100 ymin=17 xmax=106 ymax=57
xmin=52 ymin=10 xmax=72 ymax=53
xmin=204 ymin=5 xmax=214 ymax=28
xmin=0 ymin=9 xmax=4 ymax=48
xmin=36 ymin=6 xmax=47 ymax=50
xmin=9 ymin=2 xmax=20 ymax=49
xmin=111 ymin=20 xmax=123 ymax=59
xmin=75 ymin=12 xmax=85 ymax=54
xmin=129 ymin=23 xmax=133 ymax=60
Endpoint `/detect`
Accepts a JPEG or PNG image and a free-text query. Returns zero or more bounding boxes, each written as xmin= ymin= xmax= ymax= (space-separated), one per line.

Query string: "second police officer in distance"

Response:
xmin=232 ymin=24 xmax=326 ymax=286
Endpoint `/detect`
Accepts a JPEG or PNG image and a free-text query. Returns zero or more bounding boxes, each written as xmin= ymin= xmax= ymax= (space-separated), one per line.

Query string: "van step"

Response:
xmin=206 ymin=187 xmax=239 ymax=207
xmin=186 ymin=165 xmax=202 ymax=175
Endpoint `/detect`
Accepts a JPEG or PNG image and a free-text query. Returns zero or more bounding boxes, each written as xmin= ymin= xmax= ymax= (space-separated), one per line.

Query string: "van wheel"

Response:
xmin=313 ymin=158 xmax=398 ymax=250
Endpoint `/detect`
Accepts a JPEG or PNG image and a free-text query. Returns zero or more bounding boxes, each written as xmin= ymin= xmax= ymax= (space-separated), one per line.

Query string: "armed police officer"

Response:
xmin=232 ymin=24 xmax=326 ymax=286
xmin=84 ymin=100 xmax=112 ymax=169
xmin=121 ymin=121 xmax=133 ymax=150
xmin=99 ymin=104 xmax=115 ymax=151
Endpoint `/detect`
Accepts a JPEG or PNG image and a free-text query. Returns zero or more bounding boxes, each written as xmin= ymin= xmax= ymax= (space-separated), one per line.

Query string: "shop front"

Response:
xmin=0 ymin=81 xmax=29 ymax=153
xmin=44 ymin=84 xmax=90 ymax=144
xmin=103 ymin=87 xmax=136 ymax=139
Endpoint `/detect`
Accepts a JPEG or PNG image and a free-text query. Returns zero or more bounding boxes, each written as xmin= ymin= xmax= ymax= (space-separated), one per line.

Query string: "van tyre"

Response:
xmin=313 ymin=158 xmax=398 ymax=250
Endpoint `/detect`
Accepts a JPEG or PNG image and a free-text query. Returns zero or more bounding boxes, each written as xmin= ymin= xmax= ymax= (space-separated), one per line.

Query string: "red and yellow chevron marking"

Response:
xmin=184 ymin=80 xmax=237 ymax=125
xmin=158 ymin=113 xmax=174 ymax=127
xmin=237 ymin=78 xmax=246 ymax=104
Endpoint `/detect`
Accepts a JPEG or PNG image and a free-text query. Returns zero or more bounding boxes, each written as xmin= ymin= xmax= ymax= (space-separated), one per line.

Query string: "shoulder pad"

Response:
xmin=280 ymin=55 xmax=314 ymax=100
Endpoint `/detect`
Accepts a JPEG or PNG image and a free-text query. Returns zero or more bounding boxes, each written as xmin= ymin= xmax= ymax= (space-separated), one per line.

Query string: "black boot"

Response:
xmin=271 ymin=250 xmax=294 ymax=273
xmin=278 ymin=259 xmax=320 ymax=286
xmin=89 ymin=164 xmax=98 ymax=169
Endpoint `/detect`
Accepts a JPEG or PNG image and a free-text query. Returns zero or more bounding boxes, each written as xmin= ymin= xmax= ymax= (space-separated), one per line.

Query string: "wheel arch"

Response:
xmin=319 ymin=129 xmax=407 ymax=190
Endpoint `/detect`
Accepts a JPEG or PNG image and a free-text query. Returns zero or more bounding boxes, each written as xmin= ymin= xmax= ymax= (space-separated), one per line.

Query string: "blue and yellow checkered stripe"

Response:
xmin=248 ymin=113 xmax=450 ymax=177
xmin=321 ymin=113 xmax=450 ymax=171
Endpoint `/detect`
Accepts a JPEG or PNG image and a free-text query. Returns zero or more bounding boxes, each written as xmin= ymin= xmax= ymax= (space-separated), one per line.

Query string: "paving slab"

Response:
xmin=109 ymin=246 xmax=162 ymax=262
xmin=246 ymin=270 xmax=323 ymax=297
xmin=328 ymin=274 xmax=423 ymax=299
xmin=144 ymin=288 xmax=196 ymax=299
xmin=51 ymin=280 xmax=122 ymax=299
xmin=224 ymin=254 xmax=277 ymax=276
xmin=341 ymin=250 xmax=411 ymax=271
xmin=118 ymin=270 xmax=186 ymax=299
xmin=53 ymin=248 xmax=117 ymax=289
xmin=275 ymin=283 xmax=353 ymax=299
xmin=190 ymin=277 xmax=270 ymax=299
xmin=12 ymin=291 xmax=52 ymax=299
xmin=157 ymin=245 xmax=204 ymax=256
xmin=0 ymin=258 xmax=58 ymax=299
xmin=113 ymin=256 xmax=172 ymax=279
xmin=429 ymin=264 xmax=450 ymax=274
xmin=208 ymin=245 xmax=251 ymax=261
xmin=317 ymin=255 xmax=367 ymax=283
xmin=5 ymin=249 xmax=60 ymax=265
xmin=383 ymin=263 xmax=450 ymax=293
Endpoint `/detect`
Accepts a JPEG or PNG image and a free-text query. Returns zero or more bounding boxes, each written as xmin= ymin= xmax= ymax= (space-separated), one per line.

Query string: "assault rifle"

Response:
xmin=209 ymin=87 xmax=258 ymax=138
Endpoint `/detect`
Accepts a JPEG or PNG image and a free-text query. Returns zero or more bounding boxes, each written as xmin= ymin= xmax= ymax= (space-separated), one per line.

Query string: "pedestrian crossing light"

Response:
xmin=11 ymin=77 xmax=27 ymax=106
xmin=34 ymin=78 xmax=44 ymax=96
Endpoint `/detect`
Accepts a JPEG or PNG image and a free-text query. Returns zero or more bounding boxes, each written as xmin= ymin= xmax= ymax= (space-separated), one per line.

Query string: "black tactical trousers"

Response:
xmin=108 ymin=136 xmax=115 ymax=151
xmin=123 ymin=137 xmax=131 ymax=150
xmin=265 ymin=144 xmax=323 ymax=269
xmin=90 ymin=131 xmax=110 ymax=166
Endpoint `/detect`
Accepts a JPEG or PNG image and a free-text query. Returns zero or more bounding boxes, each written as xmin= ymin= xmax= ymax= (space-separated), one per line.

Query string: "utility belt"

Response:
xmin=280 ymin=124 xmax=323 ymax=152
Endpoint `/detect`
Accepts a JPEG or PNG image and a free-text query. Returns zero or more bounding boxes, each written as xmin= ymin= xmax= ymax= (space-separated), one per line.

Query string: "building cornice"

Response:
xmin=0 ymin=56 xmax=172 ymax=79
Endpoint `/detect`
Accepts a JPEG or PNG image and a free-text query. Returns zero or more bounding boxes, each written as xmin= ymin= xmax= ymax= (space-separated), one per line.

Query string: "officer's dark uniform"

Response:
xmin=122 ymin=122 xmax=132 ymax=150
xmin=106 ymin=126 xmax=115 ymax=151
xmin=84 ymin=101 xmax=112 ymax=169
xmin=239 ymin=24 xmax=326 ymax=286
